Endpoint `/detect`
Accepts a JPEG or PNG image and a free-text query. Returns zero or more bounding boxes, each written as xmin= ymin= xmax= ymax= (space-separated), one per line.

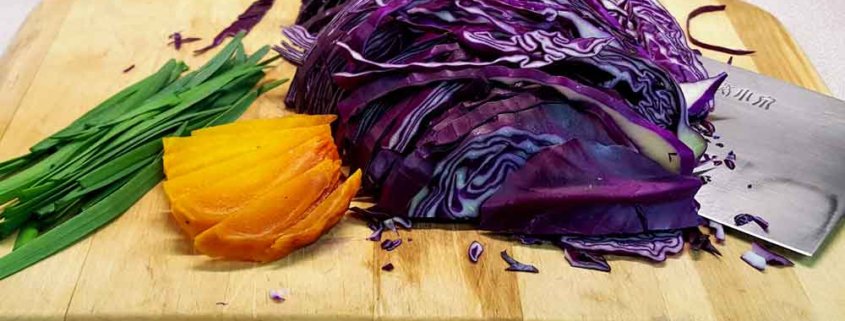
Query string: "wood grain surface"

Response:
xmin=0 ymin=0 xmax=841 ymax=320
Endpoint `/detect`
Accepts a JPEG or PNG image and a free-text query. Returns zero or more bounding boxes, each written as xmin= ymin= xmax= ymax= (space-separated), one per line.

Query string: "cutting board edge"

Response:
xmin=0 ymin=1 xmax=837 ymax=321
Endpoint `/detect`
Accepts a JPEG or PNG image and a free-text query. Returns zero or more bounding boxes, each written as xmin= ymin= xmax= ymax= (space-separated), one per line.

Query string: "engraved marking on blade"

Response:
xmin=718 ymin=82 xmax=777 ymax=110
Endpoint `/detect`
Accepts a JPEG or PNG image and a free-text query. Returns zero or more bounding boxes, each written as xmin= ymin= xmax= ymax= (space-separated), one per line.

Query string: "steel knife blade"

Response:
xmin=697 ymin=57 xmax=845 ymax=256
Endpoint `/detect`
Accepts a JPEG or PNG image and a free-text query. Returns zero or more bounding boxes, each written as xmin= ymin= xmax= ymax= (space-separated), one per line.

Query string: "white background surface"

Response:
xmin=1 ymin=0 xmax=844 ymax=99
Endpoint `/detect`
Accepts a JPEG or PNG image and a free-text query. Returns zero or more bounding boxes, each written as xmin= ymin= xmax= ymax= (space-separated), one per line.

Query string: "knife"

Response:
xmin=697 ymin=57 xmax=845 ymax=256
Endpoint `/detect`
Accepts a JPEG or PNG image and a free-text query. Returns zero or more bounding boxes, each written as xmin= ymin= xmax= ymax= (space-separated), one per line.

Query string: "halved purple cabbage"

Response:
xmin=280 ymin=0 xmax=718 ymax=266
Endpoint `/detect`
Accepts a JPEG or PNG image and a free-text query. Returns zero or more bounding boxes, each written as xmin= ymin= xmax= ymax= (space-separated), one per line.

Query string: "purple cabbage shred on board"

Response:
xmin=382 ymin=217 xmax=412 ymax=234
xmin=366 ymin=222 xmax=384 ymax=242
xmin=281 ymin=0 xmax=723 ymax=267
xmin=168 ymin=32 xmax=201 ymax=50
xmin=351 ymin=207 xmax=400 ymax=241
xmin=195 ymin=0 xmax=275 ymax=54
xmin=562 ymin=247 xmax=611 ymax=272
xmin=687 ymin=6 xmax=755 ymax=56
xmin=380 ymin=239 xmax=402 ymax=251
xmin=500 ymin=250 xmax=539 ymax=273
xmin=751 ymin=242 xmax=793 ymax=266
xmin=122 ymin=65 xmax=135 ymax=73
xmin=687 ymin=229 xmax=721 ymax=256
xmin=741 ymin=251 xmax=767 ymax=271
xmin=741 ymin=242 xmax=794 ymax=271
xmin=734 ymin=213 xmax=769 ymax=231
xmin=468 ymin=241 xmax=484 ymax=263
xmin=269 ymin=289 xmax=288 ymax=303
xmin=381 ymin=263 xmax=395 ymax=271
xmin=382 ymin=219 xmax=398 ymax=235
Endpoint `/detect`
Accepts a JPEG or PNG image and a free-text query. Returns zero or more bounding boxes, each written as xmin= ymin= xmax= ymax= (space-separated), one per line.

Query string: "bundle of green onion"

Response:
xmin=0 ymin=33 xmax=285 ymax=280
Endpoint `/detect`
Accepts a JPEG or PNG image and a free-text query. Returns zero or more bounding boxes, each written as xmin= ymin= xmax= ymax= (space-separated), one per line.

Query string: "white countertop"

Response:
xmin=0 ymin=0 xmax=39 ymax=54
xmin=1 ymin=0 xmax=844 ymax=99
xmin=743 ymin=0 xmax=845 ymax=99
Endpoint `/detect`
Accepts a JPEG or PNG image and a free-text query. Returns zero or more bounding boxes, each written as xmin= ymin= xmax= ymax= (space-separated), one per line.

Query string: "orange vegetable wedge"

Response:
xmin=256 ymin=170 xmax=362 ymax=262
xmin=164 ymin=129 xmax=331 ymax=196
xmin=163 ymin=125 xmax=331 ymax=178
xmin=193 ymin=160 xmax=342 ymax=261
xmin=164 ymin=125 xmax=327 ymax=154
xmin=163 ymin=138 xmax=308 ymax=199
xmin=190 ymin=114 xmax=336 ymax=137
xmin=168 ymin=137 xmax=338 ymax=237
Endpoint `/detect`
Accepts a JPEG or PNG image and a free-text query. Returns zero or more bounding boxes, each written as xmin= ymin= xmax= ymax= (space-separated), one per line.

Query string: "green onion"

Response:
xmin=12 ymin=222 xmax=39 ymax=250
xmin=74 ymin=140 xmax=162 ymax=194
xmin=0 ymin=159 xmax=163 ymax=279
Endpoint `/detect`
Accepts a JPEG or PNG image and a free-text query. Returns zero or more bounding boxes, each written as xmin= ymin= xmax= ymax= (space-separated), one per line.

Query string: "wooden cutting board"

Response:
xmin=0 ymin=0 xmax=841 ymax=320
